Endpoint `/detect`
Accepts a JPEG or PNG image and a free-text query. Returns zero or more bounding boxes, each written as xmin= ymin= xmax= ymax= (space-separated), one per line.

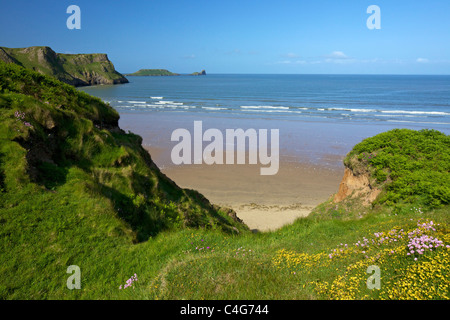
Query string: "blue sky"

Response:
xmin=1 ymin=0 xmax=450 ymax=74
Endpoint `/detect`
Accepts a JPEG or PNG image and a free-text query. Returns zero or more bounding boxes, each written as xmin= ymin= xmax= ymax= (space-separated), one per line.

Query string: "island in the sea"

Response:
xmin=191 ymin=69 xmax=207 ymax=76
xmin=126 ymin=69 xmax=206 ymax=76
xmin=125 ymin=69 xmax=180 ymax=76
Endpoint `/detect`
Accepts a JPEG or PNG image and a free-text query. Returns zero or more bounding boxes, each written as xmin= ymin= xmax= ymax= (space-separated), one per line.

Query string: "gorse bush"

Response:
xmin=344 ymin=128 xmax=450 ymax=210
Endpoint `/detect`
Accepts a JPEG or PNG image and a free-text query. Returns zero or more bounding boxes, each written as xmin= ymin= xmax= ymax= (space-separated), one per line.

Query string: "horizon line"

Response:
xmin=121 ymin=72 xmax=450 ymax=76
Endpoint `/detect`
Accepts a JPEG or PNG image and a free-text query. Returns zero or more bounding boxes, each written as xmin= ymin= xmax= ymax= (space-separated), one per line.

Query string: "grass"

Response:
xmin=140 ymin=206 xmax=449 ymax=300
xmin=58 ymin=52 xmax=127 ymax=83
xmin=0 ymin=61 xmax=449 ymax=300
xmin=126 ymin=69 xmax=179 ymax=76
xmin=0 ymin=46 xmax=128 ymax=86
xmin=19 ymin=203 xmax=442 ymax=300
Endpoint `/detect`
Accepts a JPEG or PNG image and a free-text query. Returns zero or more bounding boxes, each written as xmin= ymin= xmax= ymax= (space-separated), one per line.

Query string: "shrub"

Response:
xmin=344 ymin=129 xmax=449 ymax=209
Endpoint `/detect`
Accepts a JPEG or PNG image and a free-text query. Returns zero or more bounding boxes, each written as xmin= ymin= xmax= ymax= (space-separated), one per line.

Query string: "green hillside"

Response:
xmin=126 ymin=69 xmax=180 ymax=76
xmin=0 ymin=61 xmax=246 ymax=298
xmin=0 ymin=61 xmax=448 ymax=300
xmin=126 ymin=69 xmax=207 ymax=76
xmin=0 ymin=46 xmax=129 ymax=87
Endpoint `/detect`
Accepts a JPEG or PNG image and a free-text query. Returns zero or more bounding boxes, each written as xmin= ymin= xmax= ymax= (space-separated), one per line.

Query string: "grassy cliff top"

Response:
xmin=0 ymin=61 xmax=246 ymax=284
xmin=0 ymin=46 xmax=129 ymax=86
xmin=125 ymin=69 xmax=180 ymax=76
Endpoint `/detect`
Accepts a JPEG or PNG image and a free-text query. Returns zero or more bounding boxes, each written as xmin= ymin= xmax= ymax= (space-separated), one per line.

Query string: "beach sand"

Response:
xmin=145 ymin=146 xmax=344 ymax=231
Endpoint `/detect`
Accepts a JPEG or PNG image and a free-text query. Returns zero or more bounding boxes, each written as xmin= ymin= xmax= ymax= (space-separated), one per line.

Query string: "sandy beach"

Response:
xmin=145 ymin=146 xmax=344 ymax=231
xmin=115 ymin=112 xmax=408 ymax=233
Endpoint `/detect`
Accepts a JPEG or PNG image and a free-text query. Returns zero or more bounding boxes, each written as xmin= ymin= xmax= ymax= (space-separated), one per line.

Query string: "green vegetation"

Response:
xmin=147 ymin=207 xmax=449 ymax=300
xmin=190 ymin=69 xmax=207 ymax=76
xmin=126 ymin=69 xmax=207 ymax=76
xmin=0 ymin=46 xmax=129 ymax=86
xmin=126 ymin=69 xmax=180 ymax=76
xmin=0 ymin=61 xmax=245 ymax=298
xmin=0 ymin=61 xmax=448 ymax=300
xmin=344 ymin=129 xmax=449 ymax=210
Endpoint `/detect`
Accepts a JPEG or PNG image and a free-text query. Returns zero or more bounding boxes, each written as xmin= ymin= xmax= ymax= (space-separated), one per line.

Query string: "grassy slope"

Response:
xmin=57 ymin=53 xmax=127 ymax=83
xmin=0 ymin=62 xmax=245 ymax=299
xmin=0 ymin=46 xmax=128 ymax=85
xmin=0 ymin=61 xmax=448 ymax=300
xmin=143 ymin=207 xmax=449 ymax=300
xmin=1 ymin=46 xmax=73 ymax=84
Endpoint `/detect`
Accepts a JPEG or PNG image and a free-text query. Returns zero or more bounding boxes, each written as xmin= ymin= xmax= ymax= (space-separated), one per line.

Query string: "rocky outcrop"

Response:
xmin=0 ymin=46 xmax=128 ymax=87
xmin=334 ymin=167 xmax=381 ymax=206
xmin=0 ymin=47 xmax=18 ymax=64
xmin=191 ymin=69 xmax=206 ymax=76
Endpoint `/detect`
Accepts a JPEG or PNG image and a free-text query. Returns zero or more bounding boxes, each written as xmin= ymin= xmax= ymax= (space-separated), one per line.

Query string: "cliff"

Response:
xmin=333 ymin=167 xmax=381 ymax=206
xmin=0 ymin=61 xmax=246 ymax=243
xmin=0 ymin=46 xmax=129 ymax=87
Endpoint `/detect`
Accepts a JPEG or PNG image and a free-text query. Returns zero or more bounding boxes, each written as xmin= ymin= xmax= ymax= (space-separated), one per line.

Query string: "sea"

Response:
xmin=79 ymin=74 xmax=450 ymax=169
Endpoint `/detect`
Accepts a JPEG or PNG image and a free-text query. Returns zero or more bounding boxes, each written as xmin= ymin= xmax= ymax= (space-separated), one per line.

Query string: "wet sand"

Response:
xmin=145 ymin=146 xmax=343 ymax=231
xmin=118 ymin=112 xmax=353 ymax=231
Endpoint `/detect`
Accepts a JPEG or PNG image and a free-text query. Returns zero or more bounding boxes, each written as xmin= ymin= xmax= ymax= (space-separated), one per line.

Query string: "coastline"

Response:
xmin=145 ymin=146 xmax=343 ymax=231
xmin=114 ymin=109 xmax=444 ymax=231
xmin=114 ymin=111 xmax=395 ymax=232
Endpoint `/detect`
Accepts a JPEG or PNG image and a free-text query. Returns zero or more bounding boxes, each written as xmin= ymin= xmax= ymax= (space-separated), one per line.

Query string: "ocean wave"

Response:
xmin=154 ymin=101 xmax=177 ymax=105
xmin=143 ymin=104 xmax=165 ymax=108
xmin=374 ymin=114 xmax=419 ymax=118
xmin=240 ymin=106 xmax=290 ymax=110
xmin=381 ymin=110 xmax=450 ymax=116
xmin=387 ymin=119 xmax=449 ymax=125
xmin=116 ymin=103 xmax=195 ymax=110
xmin=150 ymin=97 xmax=163 ymax=99
xmin=128 ymin=101 xmax=147 ymax=104
xmin=327 ymin=107 xmax=378 ymax=113
xmin=241 ymin=109 xmax=299 ymax=113
xmin=202 ymin=107 xmax=228 ymax=111
xmin=306 ymin=107 xmax=450 ymax=116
